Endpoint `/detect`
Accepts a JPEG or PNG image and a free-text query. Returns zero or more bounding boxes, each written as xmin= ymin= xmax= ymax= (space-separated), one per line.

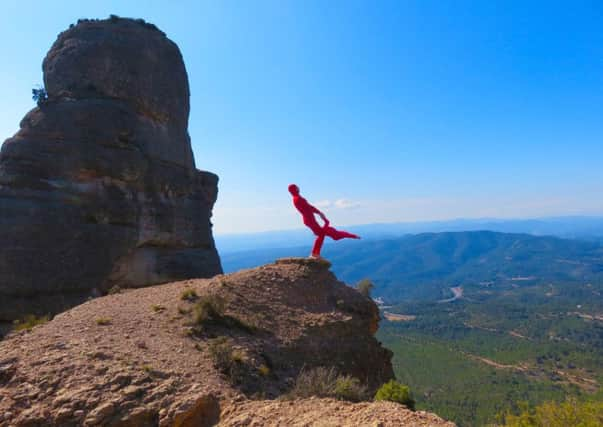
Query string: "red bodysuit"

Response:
xmin=288 ymin=184 xmax=359 ymax=257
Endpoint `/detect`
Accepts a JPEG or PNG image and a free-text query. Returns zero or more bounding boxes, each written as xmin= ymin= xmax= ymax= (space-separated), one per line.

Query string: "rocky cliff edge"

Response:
xmin=0 ymin=258 xmax=453 ymax=426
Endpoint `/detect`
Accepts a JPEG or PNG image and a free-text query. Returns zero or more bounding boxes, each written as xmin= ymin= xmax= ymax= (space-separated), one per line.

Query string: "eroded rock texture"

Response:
xmin=0 ymin=17 xmax=222 ymax=322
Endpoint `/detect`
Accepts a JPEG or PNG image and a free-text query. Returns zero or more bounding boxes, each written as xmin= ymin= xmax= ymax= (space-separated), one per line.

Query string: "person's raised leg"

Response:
xmin=324 ymin=226 xmax=360 ymax=241
xmin=337 ymin=230 xmax=360 ymax=239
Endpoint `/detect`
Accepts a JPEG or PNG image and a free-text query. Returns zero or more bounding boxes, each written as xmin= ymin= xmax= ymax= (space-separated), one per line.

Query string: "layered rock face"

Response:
xmin=0 ymin=18 xmax=222 ymax=322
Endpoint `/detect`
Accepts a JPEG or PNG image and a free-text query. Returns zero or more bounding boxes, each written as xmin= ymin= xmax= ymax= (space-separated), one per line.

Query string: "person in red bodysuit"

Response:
xmin=288 ymin=184 xmax=360 ymax=258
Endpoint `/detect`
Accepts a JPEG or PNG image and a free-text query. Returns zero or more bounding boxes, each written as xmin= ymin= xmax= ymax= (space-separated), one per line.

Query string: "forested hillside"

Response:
xmin=223 ymin=231 xmax=603 ymax=302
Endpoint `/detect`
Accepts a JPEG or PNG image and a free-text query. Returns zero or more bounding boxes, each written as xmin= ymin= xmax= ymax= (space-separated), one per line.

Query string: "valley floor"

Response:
xmin=377 ymin=281 xmax=603 ymax=427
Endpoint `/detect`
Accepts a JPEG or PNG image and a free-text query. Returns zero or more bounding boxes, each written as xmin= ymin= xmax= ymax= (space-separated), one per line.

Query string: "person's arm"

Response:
xmin=310 ymin=204 xmax=329 ymax=226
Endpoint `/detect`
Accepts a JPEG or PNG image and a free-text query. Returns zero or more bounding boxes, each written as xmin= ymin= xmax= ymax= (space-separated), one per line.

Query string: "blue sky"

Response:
xmin=1 ymin=1 xmax=602 ymax=233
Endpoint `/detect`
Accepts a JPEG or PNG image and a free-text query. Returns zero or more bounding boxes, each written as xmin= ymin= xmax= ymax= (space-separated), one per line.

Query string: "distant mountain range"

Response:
xmin=221 ymin=230 xmax=603 ymax=303
xmin=215 ymin=216 xmax=603 ymax=254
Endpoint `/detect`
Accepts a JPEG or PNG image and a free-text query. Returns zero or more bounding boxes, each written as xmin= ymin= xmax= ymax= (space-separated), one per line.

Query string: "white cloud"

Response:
xmin=334 ymin=199 xmax=360 ymax=209
xmin=312 ymin=199 xmax=360 ymax=210
xmin=314 ymin=200 xmax=332 ymax=209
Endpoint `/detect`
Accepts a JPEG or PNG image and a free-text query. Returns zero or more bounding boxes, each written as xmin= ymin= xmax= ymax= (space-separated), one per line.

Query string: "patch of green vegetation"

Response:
xmin=31 ymin=86 xmax=48 ymax=106
xmin=356 ymin=278 xmax=375 ymax=298
xmin=13 ymin=314 xmax=49 ymax=332
xmin=497 ymin=397 xmax=603 ymax=427
xmin=333 ymin=375 xmax=369 ymax=402
xmin=258 ymin=364 xmax=271 ymax=377
xmin=95 ymin=317 xmax=112 ymax=326
xmin=375 ymin=380 xmax=415 ymax=410
xmin=378 ymin=332 xmax=573 ymax=426
xmin=151 ymin=304 xmax=166 ymax=313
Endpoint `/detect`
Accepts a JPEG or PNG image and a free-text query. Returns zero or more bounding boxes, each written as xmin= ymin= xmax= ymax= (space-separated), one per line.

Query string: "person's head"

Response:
xmin=288 ymin=184 xmax=299 ymax=196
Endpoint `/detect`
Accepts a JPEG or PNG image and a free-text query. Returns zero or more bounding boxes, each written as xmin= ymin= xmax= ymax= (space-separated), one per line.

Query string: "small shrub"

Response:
xmin=95 ymin=317 xmax=112 ymax=326
xmin=180 ymin=288 xmax=198 ymax=302
xmin=108 ymin=285 xmax=122 ymax=295
xmin=178 ymin=306 xmax=191 ymax=315
xmin=290 ymin=366 xmax=338 ymax=398
xmin=184 ymin=294 xmax=255 ymax=334
xmin=224 ymin=315 xmax=257 ymax=334
xmin=258 ymin=364 xmax=271 ymax=377
xmin=208 ymin=337 xmax=247 ymax=383
xmin=374 ymin=380 xmax=415 ymax=410
xmin=356 ymin=279 xmax=374 ymax=298
xmin=231 ymin=350 xmax=244 ymax=363
xmin=208 ymin=337 xmax=232 ymax=371
xmin=193 ymin=295 xmax=225 ymax=325
xmin=333 ymin=375 xmax=369 ymax=402
xmin=289 ymin=367 xmax=368 ymax=402
xmin=31 ymin=86 xmax=48 ymax=106
xmin=151 ymin=304 xmax=166 ymax=313
xmin=13 ymin=314 xmax=49 ymax=332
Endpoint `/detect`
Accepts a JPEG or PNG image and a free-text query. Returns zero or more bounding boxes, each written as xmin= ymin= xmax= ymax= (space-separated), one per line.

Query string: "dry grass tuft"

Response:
xmin=180 ymin=288 xmax=198 ymax=302
xmin=13 ymin=314 xmax=50 ymax=332
xmin=95 ymin=317 xmax=112 ymax=326
xmin=288 ymin=366 xmax=369 ymax=402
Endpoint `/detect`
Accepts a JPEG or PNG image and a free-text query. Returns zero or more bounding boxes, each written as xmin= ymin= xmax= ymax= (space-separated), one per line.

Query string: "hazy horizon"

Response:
xmin=214 ymin=215 xmax=603 ymax=255
xmin=213 ymin=214 xmax=603 ymax=236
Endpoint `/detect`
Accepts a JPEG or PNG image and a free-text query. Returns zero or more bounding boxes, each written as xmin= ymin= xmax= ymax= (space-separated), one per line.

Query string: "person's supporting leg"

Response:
xmin=311 ymin=233 xmax=326 ymax=257
xmin=323 ymin=226 xmax=360 ymax=241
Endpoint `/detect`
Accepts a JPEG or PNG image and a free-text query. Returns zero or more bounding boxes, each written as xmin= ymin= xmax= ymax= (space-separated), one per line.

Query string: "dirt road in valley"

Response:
xmin=438 ymin=286 xmax=463 ymax=303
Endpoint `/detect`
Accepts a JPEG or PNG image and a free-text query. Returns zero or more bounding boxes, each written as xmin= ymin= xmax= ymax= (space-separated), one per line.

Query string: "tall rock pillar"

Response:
xmin=0 ymin=17 xmax=222 ymax=321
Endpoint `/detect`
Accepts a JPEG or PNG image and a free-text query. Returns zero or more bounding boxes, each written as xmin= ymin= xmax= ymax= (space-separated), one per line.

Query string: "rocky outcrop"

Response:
xmin=219 ymin=398 xmax=456 ymax=426
xmin=0 ymin=17 xmax=222 ymax=322
xmin=0 ymin=259 xmax=455 ymax=427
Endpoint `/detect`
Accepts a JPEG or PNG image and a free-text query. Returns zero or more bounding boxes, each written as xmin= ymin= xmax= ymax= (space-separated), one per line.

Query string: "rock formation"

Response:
xmin=0 ymin=259 xmax=454 ymax=426
xmin=0 ymin=17 xmax=222 ymax=323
